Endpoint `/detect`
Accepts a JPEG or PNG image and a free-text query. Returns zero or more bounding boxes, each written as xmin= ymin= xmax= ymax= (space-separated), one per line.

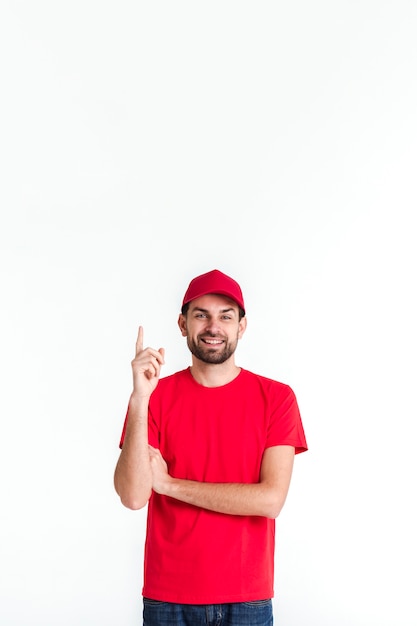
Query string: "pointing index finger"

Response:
xmin=135 ymin=325 xmax=144 ymax=355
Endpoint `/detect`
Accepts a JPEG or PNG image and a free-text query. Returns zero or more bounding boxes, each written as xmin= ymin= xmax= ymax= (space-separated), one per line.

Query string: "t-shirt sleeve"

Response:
xmin=266 ymin=384 xmax=308 ymax=454
xmin=119 ymin=407 xmax=129 ymax=449
xmin=118 ymin=404 xmax=159 ymax=449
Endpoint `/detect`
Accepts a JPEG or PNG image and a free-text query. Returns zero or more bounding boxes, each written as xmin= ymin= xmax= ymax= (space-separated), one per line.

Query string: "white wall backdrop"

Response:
xmin=1 ymin=2 xmax=416 ymax=625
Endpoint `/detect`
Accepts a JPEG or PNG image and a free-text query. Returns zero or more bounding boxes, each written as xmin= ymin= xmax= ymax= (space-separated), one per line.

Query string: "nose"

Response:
xmin=204 ymin=318 xmax=221 ymax=334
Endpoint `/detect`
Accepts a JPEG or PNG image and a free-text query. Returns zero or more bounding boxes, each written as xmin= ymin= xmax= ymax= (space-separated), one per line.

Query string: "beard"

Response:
xmin=186 ymin=333 xmax=238 ymax=364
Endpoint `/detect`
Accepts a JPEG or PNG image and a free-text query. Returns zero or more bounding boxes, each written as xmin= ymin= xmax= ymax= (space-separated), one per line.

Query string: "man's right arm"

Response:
xmin=114 ymin=326 xmax=165 ymax=510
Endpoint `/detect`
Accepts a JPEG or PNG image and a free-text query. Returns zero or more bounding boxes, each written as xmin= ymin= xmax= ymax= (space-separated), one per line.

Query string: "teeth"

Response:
xmin=204 ymin=339 xmax=222 ymax=344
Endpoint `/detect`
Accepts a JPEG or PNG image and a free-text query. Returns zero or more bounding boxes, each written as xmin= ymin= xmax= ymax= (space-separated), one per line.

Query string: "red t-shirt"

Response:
xmin=119 ymin=367 xmax=307 ymax=604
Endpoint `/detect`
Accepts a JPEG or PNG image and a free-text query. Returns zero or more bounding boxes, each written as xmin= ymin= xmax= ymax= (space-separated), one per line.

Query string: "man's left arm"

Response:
xmin=148 ymin=445 xmax=295 ymax=519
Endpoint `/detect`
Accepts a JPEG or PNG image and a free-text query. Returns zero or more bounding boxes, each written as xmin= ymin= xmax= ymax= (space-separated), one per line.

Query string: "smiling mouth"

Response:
xmin=200 ymin=337 xmax=224 ymax=346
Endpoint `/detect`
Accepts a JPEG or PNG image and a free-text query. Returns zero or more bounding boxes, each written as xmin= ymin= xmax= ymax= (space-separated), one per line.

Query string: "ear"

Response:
xmin=238 ymin=316 xmax=247 ymax=339
xmin=178 ymin=314 xmax=187 ymax=337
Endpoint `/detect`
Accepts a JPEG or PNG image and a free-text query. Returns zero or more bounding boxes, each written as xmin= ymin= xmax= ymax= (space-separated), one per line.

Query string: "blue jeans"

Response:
xmin=143 ymin=598 xmax=273 ymax=625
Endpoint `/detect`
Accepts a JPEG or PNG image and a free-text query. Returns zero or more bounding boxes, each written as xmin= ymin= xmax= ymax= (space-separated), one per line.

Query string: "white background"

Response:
xmin=1 ymin=2 xmax=416 ymax=625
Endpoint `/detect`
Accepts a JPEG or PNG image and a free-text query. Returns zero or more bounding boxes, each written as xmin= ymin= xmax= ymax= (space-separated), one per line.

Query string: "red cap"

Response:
xmin=182 ymin=269 xmax=245 ymax=313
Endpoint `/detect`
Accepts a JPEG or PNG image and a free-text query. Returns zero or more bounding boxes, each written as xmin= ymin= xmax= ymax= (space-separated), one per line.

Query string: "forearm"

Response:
xmin=114 ymin=394 xmax=153 ymax=510
xmin=149 ymin=445 xmax=294 ymax=519
xmin=160 ymin=477 xmax=286 ymax=519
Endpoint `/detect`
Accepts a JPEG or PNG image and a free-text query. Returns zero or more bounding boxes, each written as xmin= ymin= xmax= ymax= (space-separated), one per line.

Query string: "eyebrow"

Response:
xmin=192 ymin=307 xmax=236 ymax=314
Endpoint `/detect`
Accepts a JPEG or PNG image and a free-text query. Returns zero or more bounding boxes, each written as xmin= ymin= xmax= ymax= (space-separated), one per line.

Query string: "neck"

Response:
xmin=189 ymin=358 xmax=241 ymax=388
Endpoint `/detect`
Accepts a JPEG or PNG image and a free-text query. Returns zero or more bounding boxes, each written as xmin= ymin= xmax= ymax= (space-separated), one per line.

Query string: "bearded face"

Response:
xmin=178 ymin=294 xmax=246 ymax=366
xmin=186 ymin=330 xmax=239 ymax=364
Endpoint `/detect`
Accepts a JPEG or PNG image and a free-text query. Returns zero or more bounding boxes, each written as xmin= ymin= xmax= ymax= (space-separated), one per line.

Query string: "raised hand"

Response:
xmin=131 ymin=326 xmax=165 ymax=399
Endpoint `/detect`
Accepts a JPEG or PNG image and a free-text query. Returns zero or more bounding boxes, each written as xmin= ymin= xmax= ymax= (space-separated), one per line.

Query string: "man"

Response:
xmin=114 ymin=269 xmax=307 ymax=626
